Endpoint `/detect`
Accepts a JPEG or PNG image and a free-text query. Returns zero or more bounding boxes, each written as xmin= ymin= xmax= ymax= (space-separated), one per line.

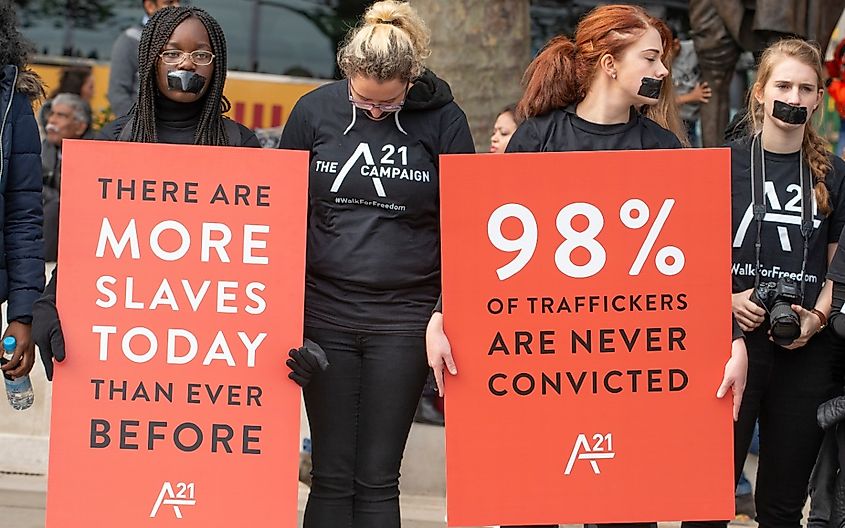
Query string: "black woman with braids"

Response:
xmin=34 ymin=6 xmax=263 ymax=382
xmin=100 ymin=5 xmax=259 ymax=146
xmin=0 ymin=2 xmax=45 ymax=382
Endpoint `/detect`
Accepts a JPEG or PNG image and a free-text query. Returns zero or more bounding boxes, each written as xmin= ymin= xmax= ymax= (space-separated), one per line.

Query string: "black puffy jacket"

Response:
xmin=0 ymin=64 xmax=45 ymax=322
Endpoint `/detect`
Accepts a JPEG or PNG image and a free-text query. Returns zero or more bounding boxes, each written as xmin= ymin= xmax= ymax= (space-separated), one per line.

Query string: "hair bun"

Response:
xmin=363 ymin=1 xmax=408 ymax=28
xmin=338 ymin=0 xmax=430 ymax=81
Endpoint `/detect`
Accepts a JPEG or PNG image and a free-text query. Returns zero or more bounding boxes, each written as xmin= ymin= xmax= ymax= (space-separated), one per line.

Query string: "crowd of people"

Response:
xmin=4 ymin=0 xmax=845 ymax=527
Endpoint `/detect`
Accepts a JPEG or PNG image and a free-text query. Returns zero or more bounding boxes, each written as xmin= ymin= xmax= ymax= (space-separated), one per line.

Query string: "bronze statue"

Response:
xmin=689 ymin=0 xmax=845 ymax=146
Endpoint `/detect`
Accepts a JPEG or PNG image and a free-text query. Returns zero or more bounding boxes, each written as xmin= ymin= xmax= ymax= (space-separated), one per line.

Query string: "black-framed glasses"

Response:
xmin=348 ymin=81 xmax=409 ymax=112
xmin=159 ymin=50 xmax=215 ymax=66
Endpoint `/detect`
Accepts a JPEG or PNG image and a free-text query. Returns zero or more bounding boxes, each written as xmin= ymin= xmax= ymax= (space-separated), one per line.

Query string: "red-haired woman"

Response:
xmin=506 ymin=4 xmax=686 ymax=152
xmin=426 ymin=5 xmax=747 ymax=528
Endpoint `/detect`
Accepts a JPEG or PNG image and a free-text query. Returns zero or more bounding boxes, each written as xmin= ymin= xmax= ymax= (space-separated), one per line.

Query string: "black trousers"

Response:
xmin=302 ymin=325 xmax=429 ymax=528
xmin=682 ymin=327 xmax=845 ymax=528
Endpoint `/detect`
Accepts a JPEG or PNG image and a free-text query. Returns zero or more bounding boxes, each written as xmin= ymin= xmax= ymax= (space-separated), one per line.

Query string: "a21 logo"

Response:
xmin=330 ymin=142 xmax=410 ymax=198
xmin=564 ymin=433 xmax=615 ymax=475
xmin=150 ymin=481 xmax=196 ymax=519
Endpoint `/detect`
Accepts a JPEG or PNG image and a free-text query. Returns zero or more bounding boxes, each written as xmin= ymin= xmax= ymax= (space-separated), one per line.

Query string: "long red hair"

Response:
xmin=517 ymin=4 xmax=685 ymax=143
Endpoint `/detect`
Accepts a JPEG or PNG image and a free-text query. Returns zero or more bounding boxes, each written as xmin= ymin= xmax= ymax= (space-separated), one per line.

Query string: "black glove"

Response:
xmin=818 ymin=395 xmax=845 ymax=430
xmin=286 ymin=338 xmax=329 ymax=387
xmin=830 ymin=281 xmax=845 ymax=339
xmin=32 ymin=270 xmax=65 ymax=381
xmin=831 ymin=311 xmax=845 ymax=340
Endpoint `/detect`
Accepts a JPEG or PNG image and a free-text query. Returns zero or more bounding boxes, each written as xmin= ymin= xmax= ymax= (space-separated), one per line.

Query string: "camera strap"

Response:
xmin=750 ymin=133 xmax=815 ymax=301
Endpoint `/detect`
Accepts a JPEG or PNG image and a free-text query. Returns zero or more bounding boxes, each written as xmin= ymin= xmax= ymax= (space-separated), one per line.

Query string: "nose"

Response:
xmin=786 ymin=88 xmax=802 ymax=105
xmin=655 ymin=60 xmax=669 ymax=80
xmin=178 ymin=53 xmax=196 ymax=71
xmin=368 ymin=107 xmax=384 ymax=119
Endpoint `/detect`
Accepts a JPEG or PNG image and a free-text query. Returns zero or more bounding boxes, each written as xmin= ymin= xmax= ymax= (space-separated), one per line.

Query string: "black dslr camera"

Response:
xmin=751 ymin=278 xmax=802 ymax=346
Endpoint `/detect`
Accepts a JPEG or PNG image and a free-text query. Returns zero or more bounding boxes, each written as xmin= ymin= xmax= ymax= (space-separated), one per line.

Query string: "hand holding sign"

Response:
xmin=426 ymin=311 xmax=457 ymax=396
xmin=32 ymin=271 xmax=65 ymax=381
xmin=47 ymin=141 xmax=307 ymax=527
xmin=441 ymin=149 xmax=734 ymax=526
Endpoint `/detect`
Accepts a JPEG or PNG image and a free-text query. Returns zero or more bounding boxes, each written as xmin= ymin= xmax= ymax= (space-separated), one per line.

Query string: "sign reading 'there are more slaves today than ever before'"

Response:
xmin=441 ymin=149 xmax=734 ymax=527
xmin=46 ymin=140 xmax=307 ymax=526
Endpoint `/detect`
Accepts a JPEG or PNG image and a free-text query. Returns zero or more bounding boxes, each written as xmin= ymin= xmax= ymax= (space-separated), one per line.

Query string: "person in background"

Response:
xmin=108 ymin=0 xmax=180 ymax=118
xmin=490 ymin=105 xmax=520 ymax=153
xmin=0 ymin=2 xmax=46 ymax=382
xmin=41 ymin=93 xmax=94 ymax=262
xmin=51 ymin=66 xmax=95 ymax=103
xmin=671 ymin=29 xmax=710 ymax=147
xmin=39 ymin=65 xmax=94 ymax=125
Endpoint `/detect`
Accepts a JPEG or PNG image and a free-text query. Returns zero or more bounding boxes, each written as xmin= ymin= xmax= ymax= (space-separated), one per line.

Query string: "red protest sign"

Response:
xmin=440 ymin=149 xmax=734 ymax=527
xmin=46 ymin=140 xmax=307 ymax=526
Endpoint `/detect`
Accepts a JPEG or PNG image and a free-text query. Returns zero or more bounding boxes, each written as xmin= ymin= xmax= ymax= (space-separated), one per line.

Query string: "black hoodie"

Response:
xmin=279 ymin=70 xmax=475 ymax=335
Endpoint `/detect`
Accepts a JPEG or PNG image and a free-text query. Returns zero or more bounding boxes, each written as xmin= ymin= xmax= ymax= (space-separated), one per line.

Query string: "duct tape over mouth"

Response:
xmin=637 ymin=77 xmax=662 ymax=100
xmin=772 ymin=100 xmax=808 ymax=125
xmin=166 ymin=70 xmax=207 ymax=94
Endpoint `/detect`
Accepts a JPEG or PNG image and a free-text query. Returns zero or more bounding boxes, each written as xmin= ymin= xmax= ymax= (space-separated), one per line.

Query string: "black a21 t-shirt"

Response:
xmin=730 ymin=137 xmax=845 ymax=309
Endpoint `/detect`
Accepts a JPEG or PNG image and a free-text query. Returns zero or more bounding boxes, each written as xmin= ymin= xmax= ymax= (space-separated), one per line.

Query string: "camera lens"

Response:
xmin=769 ymin=301 xmax=801 ymax=346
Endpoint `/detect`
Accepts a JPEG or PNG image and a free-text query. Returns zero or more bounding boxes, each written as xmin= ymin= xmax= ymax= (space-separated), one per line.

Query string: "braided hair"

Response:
xmin=131 ymin=6 xmax=231 ymax=145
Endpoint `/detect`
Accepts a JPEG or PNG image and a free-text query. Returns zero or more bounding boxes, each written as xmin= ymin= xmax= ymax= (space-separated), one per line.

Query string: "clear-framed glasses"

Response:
xmin=348 ymin=81 xmax=409 ymax=112
xmin=159 ymin=49 xmax=215 ymax=66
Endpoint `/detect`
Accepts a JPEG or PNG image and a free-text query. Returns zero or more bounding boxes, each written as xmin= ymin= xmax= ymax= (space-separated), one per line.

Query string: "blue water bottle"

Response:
xmin=2 ymin=336 xmax=34 ymax=410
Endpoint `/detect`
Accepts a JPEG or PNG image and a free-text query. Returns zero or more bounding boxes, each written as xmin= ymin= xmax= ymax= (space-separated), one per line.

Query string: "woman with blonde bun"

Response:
xmin=279 ymin=1 xmax=474 ymax=526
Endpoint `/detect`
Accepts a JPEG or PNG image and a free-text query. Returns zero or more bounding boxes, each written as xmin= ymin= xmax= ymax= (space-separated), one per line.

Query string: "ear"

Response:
xmin=599 ymin=53 xmax=616 ymax=79
xmin=753 ymin=83 xmax=764 ymax=106
xmin=814 ymin=87 xmax=823 ymax=111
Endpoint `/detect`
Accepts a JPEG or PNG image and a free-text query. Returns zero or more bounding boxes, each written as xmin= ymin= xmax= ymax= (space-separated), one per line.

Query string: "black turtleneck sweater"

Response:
xmin=99 ymin=94 xmax=260 ymax=147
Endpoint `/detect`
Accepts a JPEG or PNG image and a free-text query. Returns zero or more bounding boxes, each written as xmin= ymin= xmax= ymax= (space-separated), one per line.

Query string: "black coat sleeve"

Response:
xmin=5 ymin=92 xmax=45 ymax=322
xmin=107 ymin=31 xmax=140 ymax=118
xmin=433 ymin=295 xmax=442 ymax=314
xmin=826 ymin=156 xmax=845 ymax=245
xmin=233 ymin=122 xmax=261 ymax=148
xmin=278 ymin=100 xmax=314 ymax=151
xmin=505 ymin=119 xmax=543 ymax=153
xmin=732 ymin=315 xmax=743 ymax=340
xmin=439 ymin=107 xmax=475 ymax=154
